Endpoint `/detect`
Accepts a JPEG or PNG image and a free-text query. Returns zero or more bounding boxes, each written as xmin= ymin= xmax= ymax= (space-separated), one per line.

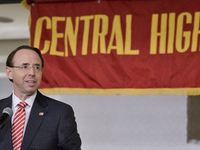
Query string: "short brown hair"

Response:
xmin=6 ymin=45 xmax=44 ymax=68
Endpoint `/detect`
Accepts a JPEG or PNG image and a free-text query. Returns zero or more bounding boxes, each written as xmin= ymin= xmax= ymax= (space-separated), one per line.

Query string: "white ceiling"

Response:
xmin=0 ymin=3 xmax=30 ymax=40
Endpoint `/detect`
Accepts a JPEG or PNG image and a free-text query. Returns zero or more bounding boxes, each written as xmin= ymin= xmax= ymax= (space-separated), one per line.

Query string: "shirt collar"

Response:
xmin=12 ymin=91 xmax=37 ymax=108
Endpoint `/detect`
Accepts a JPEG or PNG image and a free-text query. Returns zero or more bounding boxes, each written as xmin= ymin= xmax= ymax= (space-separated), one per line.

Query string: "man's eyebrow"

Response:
xmin=34 ymin=64 xmax=42 ymax=66
xmin=21 ymin=63 xmax=29 ymax=65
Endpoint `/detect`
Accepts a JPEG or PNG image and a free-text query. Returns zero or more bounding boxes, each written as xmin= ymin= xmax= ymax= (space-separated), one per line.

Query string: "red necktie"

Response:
xmin=12 ymin=101 xmax=27 ymax=150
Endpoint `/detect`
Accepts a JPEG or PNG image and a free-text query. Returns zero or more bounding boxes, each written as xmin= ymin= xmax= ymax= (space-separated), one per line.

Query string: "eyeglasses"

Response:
xmin=10 ymin=64 xmax=43 ymax=72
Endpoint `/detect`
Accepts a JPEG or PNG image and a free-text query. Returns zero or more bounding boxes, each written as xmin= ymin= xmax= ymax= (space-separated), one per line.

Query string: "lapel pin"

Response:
xmin=39 ymin=112 xmax=44 ymax=116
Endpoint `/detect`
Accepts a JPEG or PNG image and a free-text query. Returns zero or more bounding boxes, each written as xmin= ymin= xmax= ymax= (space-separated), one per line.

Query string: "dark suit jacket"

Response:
xmin=0 ymin=91 xmax=81 ymax=150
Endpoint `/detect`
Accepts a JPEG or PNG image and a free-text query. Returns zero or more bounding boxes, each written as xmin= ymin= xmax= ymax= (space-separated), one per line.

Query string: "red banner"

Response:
xmin=25 ymin=0 xmax=200 ymax=95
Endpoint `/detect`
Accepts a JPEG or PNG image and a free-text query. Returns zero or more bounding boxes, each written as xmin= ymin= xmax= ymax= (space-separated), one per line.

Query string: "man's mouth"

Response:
xmin=26 ymin=80 xmax=36 ymax=83
xmin=26 ymin=80 xmax=36 ymax=86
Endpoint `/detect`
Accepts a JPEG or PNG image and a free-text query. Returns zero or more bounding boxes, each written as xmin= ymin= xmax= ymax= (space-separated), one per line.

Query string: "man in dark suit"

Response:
xmin=0 ymin=45 xmax=81 ymax=150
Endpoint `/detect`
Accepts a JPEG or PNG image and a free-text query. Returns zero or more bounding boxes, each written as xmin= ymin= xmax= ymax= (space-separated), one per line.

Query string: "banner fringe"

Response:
xmin=38 ymin=88 xmax=200 ymax=96
xmin=21 ymin=0 xmax=31 ymax=10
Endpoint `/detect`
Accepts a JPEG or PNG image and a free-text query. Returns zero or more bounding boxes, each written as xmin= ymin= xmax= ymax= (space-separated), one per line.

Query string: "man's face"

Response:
xmin=6 ymin=49 xmax=43 ymax=97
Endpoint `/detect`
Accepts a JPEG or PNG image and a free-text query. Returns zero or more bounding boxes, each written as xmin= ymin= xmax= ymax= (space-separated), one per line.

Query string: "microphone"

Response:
xmin=0 ymin=107 xmax=13 ymax=129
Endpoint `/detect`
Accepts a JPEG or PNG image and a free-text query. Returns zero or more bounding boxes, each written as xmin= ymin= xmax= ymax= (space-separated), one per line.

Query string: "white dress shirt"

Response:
xmin=11 ymin=92 xmax=36 ymax=136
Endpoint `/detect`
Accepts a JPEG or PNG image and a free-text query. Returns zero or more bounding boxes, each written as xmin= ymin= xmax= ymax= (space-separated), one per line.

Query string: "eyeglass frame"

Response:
xmin=9 ymin=64 xmax=43 ymax=72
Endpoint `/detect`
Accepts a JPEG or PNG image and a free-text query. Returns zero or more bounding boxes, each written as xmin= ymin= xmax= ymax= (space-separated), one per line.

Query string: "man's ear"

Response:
xmin=6 ymin=66 xmax=13 ymax=81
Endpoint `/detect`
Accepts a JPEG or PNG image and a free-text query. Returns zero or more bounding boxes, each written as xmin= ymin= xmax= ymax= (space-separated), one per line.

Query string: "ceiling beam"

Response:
xmin=0 ymin=0 xmax=22 ymax=4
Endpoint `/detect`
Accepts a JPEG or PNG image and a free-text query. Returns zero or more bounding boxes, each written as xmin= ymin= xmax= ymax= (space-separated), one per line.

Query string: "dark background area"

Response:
xmin=187 ymin=96 xmax=200 ymax=143
xmin=0 ymin=0 xmax=21 ymax=4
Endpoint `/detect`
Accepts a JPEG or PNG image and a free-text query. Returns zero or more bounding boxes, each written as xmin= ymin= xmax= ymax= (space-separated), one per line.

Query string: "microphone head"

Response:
xmin=3 ymin=107 xmax=13 ymax=117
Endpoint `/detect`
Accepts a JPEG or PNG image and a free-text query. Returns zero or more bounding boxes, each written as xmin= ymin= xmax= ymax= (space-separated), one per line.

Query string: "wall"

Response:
xmin=0 ymin=39 xmax=199 ymax=150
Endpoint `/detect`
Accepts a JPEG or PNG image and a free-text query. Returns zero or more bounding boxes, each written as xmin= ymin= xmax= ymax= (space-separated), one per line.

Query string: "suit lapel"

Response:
xmin=21 ymin=91 xmax=48 ymax=150
xmin=0 ymin=95 xmax=14 ymax=150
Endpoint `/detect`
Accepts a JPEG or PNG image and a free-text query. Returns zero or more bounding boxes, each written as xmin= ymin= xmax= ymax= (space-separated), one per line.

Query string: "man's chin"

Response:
xmin=26 ymin=88 xmax=37 ymax=95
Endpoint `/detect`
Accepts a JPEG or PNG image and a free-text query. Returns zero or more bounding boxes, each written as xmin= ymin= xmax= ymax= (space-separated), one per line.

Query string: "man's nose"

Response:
xmin=28 ymin=66 xmax=35 ymax=75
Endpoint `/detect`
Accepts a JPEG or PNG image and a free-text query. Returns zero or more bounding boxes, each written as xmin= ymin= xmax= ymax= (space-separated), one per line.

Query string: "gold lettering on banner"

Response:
xmin=34 ymin=12 xmax=200 ymax=56
xmin=80 ymin=15 xmax=94 ymax=55
xmin=191 ymin=12 xmax=200 ymax=52
xmin=50 ymin=17 xmax=65 ymax=56
xmin=176 ymin=12 xmax=192 ymax=53
xmin=150 ymin=12 xmax=200 ymax=54
xmin=167 ymin=13 xmax=175 ymax=54
xmin=64 ymin=17 xmax=80 ymax=57
xmin=107 ymin=15 xmax=123 ymax=54
xmin=151 ymin=13 xmax=167 ymax=54
xmin=33 ymin=14 xmax=140 ymax=56
xmin=34 ymin=17 xmax=51 ymax=54
xmin=124 ymin=15 xmax=139 ymax=55
xmin=92 ymin=15 xmax=108 ymax=54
